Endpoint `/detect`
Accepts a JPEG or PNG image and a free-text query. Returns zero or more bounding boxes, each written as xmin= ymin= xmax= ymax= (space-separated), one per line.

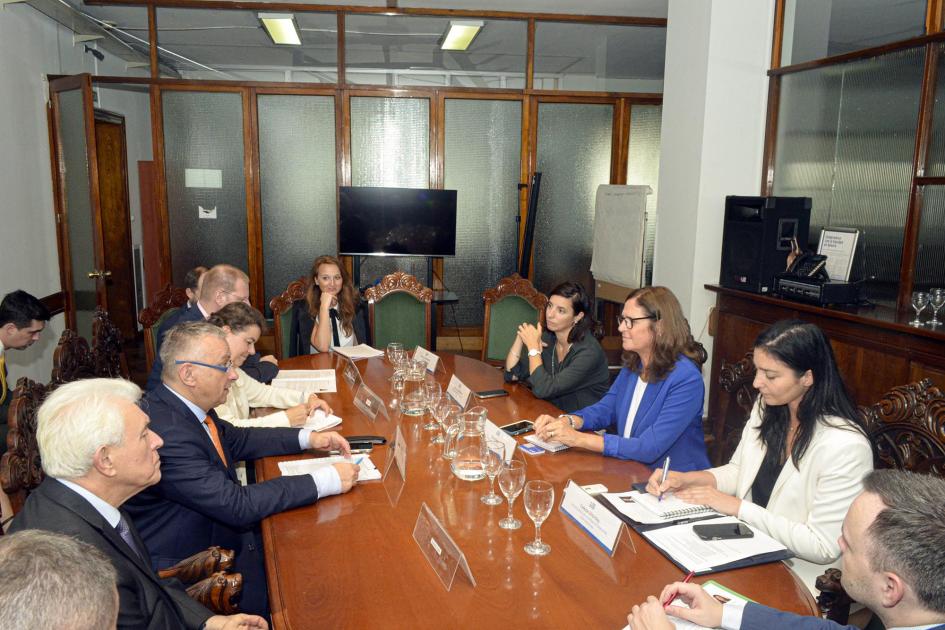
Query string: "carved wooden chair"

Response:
xmin=139 ymin=284 xmax=189 ymax=372
xmin=50 ymin=329 xmax=97 ymax=386
xmin=711 ymin=351 xmax=757 ymax=465
xmin=92 ymin=308 xmax=129 ymax=379
xmin=268 ymin=277 xmax=307 ymax=360
xmin=480 ymin=274 xmax=547 ymax=365
xmin=364 ymin=272 xmax=433 ymax=351
xmin=815 ymin=379 xmax=945 ymax=624
xmin=0 ymin=377 xmax=244 ymax=612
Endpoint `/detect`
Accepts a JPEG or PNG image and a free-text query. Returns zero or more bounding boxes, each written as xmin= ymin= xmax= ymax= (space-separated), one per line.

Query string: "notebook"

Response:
xmin=602 ymin=491 xmax=720 ymax=525
xmin=633 ymin=491 xmax=719 ymax=520
xmin=524 ymin=434 xmax=569 ymax=452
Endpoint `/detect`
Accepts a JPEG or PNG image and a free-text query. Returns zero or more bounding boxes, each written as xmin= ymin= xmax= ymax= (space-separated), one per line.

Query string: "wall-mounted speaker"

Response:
xmin=719 ymin=195 xmax=812 ymax=294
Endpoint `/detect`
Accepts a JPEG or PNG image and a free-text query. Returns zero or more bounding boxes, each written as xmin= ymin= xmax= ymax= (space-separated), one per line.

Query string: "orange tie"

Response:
xmin=203 ymin=415 xmax=228 ymax=467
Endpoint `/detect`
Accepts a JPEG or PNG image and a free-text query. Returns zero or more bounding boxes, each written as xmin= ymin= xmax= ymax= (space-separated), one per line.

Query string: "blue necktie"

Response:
xmin=115 ymin=514 xmax=145 ymax=561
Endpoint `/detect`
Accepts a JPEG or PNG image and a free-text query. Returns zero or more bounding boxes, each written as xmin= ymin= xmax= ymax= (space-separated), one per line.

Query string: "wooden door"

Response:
xmin=93 ymin=112 xmax=137 ymax=340
xmin=48 ymin=74 xmax=107 ymax=339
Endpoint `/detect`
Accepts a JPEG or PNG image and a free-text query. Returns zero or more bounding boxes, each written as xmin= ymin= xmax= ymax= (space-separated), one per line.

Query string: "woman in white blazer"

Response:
xmin=647 ymin=320 xmax=873 ymax=591
xmin=208 ymin=303 xmax=330 ymax=428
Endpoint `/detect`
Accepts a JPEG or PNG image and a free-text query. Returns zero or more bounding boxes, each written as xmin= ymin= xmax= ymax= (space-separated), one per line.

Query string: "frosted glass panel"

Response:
xmin=773 ymin=47 xmax=923 ymax=305
xmin=782 ymin=0 xmax=926 ymax=66
xmin=163 ymin=91 xmax=248 ymax=285
xmin=533 ymin=103 xmax=613 ymax=295
xmin=627 ymin=104 xmax=662 ymax=286
xmin=925 ymin=45 xmax=945 ymax=176
xmin=258 ymin=95 xmax=337 ymax=312
xmin=350 ymin=96 xmax=430 ymax=286
xmin=915 ymin=186 xmax=945 ymax=290
xmin=443 ymin=99 xmax=522 ymax=327
xmin=57 ymin=88 xmax=96 ymax=339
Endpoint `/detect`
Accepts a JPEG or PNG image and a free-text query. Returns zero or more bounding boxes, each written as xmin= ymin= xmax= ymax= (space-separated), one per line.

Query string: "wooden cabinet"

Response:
xmin=706 ymin=285 xmax=945 ymax=465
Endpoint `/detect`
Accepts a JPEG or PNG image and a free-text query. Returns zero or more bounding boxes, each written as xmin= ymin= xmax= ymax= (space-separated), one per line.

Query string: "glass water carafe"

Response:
xmin=449 ymin=411 xmax=487 ymax=481
xmin=399 ymin=359 xmax=427 ymax=415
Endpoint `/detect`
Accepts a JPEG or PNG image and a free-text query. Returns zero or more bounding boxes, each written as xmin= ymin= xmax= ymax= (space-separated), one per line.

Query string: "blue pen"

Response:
xmin=354 ymin=457 xmax=364 ymax=465
xmin=658 ymin=456 xmax=671 ymax=502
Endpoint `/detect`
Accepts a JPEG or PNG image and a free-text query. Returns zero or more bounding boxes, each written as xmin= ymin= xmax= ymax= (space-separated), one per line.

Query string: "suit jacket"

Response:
xmin=124 ymin=385 xmax=318 ymax=614
xmin=572 ymin=356 xmax=710 ymax=471
xmin=145 ymin=303 xmax=279 ymax=391
xmin=290 ymin=298 xmax=371 ymax=357
xmin=9 ymin=478 xmax=213 ymax=630
xmin=709 ymin=400 xmax=873 ymax=591
xmin=740 ymin=601 xmax=945 ymax=630
xmin=0 ymin=351 xmax=9 ymax=456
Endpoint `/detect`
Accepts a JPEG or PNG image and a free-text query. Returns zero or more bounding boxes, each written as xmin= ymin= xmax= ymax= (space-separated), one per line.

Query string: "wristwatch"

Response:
xmin=527 ymin=348 xmax=541 ymax=357
xmin=559 ymin=414 xmax=576 ymax=429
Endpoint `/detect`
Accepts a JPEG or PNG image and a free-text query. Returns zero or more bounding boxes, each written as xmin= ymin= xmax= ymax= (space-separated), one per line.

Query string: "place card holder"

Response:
xmin=412 ymin=502 xmax=476 ymax=591
xmin=342 ymin=356 xmax=362 ymax=388
xmin=446 ymin=374 xmax=472 ymax=409
xmin=559 ymin=480 xmax=635 ymax=558
xmin=412 ymin=346 xmax=445 ymax=374
xmin=353 ymin=383 xmax=389 ymax=421
xmin=383 ymin=423 xmax=407 ymax=482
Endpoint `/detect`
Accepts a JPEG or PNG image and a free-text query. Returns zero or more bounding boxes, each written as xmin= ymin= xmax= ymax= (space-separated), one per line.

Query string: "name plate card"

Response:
xmin=446 ymin=375 xmax=472 ymax=409
xmin=353 ymin=383 xmax=389 ymax=422
xmin=384 ymin=423 xmax=407 ymax=481
xmin=483 ymin=419 xmax=518 ymax=464
xmin=342 ymin=356 xmax=362 ymax=388
xmin=559 ymin=480 xmax=634 ymax=557
xmin=412 ymin=502 xmax=476 ymax=591
xmin=412 ymin=346 xmax=443 ymax=373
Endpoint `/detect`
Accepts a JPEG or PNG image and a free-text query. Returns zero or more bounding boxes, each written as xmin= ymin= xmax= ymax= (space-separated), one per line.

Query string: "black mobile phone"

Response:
xmin=475 ymin=389 xmax=509 ymax=399
xmin=500 ymin=420 xmax=534 ymax=436
xmin=347 ymin=435 xmax=387 ymax=451
xmin=693 ymin=523 xmax=754 ymax=541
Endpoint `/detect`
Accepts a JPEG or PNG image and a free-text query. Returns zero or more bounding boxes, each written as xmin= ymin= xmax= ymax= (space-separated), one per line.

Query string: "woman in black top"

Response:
xmin=504 ymin=281 xmax=609 ymax=412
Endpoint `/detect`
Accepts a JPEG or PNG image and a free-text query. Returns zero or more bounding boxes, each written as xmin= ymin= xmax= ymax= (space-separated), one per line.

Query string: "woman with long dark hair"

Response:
xmin=647 ymin=319 xmax=872 ymax=591
xmin=293 ymin=255 xmax=370 ymax=354
xmin=504 ymin=281 xmax=609 ymax=412
xmin=533 ymin=286 xmax=710 ymax=470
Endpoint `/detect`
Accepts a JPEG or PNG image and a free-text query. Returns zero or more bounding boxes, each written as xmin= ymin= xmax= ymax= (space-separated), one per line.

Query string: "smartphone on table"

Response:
xmin=499 ymin=420 xmax=534 ymax=436
xmin=692 ymin=522 xmax=754 ymax=541
xmin=475 ymin=389 xmax=509 ymax=399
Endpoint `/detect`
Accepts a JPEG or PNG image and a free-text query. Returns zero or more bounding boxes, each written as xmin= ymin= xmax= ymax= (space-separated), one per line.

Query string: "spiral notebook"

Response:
xmin=633 ymin=491 xmax=719 ymax=520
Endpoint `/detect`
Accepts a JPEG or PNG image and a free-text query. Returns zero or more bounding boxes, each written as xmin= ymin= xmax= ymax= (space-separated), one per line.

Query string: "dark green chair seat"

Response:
xmin=481 ymin=274 xmax=547 ymax=364
xmin=364 ymin=272 xmax=432 ymax=352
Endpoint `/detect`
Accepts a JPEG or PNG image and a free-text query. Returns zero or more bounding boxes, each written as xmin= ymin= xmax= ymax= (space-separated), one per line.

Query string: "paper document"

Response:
xmin=332 ymin=344 xmax=384 ymax=360
xmin=524 ymin=434 xmax=568 ymax=452
xmin=619 ymin=580 xmax=750 ymax=630
xmin=271 ymin=369 xmax=337 ymax=393
xmin=278 ymin=455 xmax=381 ymax=482
xmin=642 ymin=517 xmax=787 ymax=573
xmin=304 ymin=409 xmax=342 ymax=432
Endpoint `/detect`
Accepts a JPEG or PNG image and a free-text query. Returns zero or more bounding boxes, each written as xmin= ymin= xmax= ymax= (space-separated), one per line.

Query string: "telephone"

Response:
xmin=786 ymin=252 xmax=829 ymax=280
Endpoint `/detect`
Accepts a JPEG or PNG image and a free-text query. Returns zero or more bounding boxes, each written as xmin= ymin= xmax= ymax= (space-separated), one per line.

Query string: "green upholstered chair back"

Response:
xmin=364 ymin=272 xmax=433 ymax=351
xmin=138 ymin=283 xmax=188 ymax=372
xmin=484 ymin=296 xmax=540 ymax=362
xmin=269 ymin=277 xmax=308 ymax=359
xmin=481 ymin=274 xmax=548 ymax=364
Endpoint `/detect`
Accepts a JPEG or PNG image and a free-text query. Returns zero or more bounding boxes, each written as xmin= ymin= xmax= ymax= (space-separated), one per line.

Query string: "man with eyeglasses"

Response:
xmin=126 ymin=321 xmax=359 ymax=619
xmin=145 ymin=264 xmax=279 ymax=391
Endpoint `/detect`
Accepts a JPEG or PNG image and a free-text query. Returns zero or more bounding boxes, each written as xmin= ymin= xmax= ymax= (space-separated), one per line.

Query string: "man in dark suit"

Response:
xmin=126 ymin=321 xmax=359 ymax=617
xmin=0 ymin=290 xmax=51 ymax=452
xmin=9 ymin=377 xmax=267 ymax=630
xmin=145 ymin=264 xmax=279 ymax=390
xmin=625 ymin=469 xmax=945 ymax=630
xmin=0 ymin=529 xmax=119 ymax=630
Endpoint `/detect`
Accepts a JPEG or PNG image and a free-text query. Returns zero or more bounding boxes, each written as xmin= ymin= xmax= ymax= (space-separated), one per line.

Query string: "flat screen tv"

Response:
xmin=338 ymin=186 xmax=457 ymax=257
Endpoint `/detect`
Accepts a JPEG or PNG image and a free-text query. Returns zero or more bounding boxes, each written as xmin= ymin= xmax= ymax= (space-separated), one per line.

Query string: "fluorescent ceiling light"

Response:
xmin=440 ymin=20 xmax=483 ymax=51
xmin=259 ymin=13 xmax=301 ymax=46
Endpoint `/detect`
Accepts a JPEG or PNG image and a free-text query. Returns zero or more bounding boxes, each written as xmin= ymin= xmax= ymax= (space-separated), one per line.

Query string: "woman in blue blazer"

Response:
xmin=534 ymin=286 xmax=710 ymax=471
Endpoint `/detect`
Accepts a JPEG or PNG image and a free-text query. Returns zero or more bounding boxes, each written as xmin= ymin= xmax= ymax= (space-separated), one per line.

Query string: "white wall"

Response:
xmin=0 ymin=3 xmax=150 ymax=382
xmin=653 ymin=0 xmax=776 ymax=393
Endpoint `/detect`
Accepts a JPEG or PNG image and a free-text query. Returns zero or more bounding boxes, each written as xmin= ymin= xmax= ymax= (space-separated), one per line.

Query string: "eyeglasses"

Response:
xmin=616 ymin=315 xmax=656 ymax=329
xmin=222 ymin=290 xmax=251 ymax=305
xmin=174 ymin=359 xmax=234 ymax=373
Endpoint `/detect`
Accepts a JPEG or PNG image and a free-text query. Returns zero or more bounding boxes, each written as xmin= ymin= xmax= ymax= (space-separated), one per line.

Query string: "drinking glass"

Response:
xmin=497 ymin=460 xmax=526 ymax=530
xmin=386 ymin=342 xmax=404 ymax=365
xmin=911 ymin=291 xmax=930 ymax=327
xmin=523 ymin=480 xmax=554 ymax=556
xmin=422 ymin=379 xmax=442 ymax=430
xmin=389 ymin=371 xmax=406 ymax=410
xmin=480 ymin=439 xmax=505 ymax=506
xmin=431 ymin=396 xmax=453 ymax=445
xmin=929 ymin=288 xmax=945 ymax=327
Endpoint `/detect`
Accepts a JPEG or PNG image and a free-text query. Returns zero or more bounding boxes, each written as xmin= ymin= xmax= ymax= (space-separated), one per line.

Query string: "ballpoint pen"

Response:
xmin=658 ymin=455 xmax=671 ymax=502
xmin=662 ymin=571 xmax=695 ymax=607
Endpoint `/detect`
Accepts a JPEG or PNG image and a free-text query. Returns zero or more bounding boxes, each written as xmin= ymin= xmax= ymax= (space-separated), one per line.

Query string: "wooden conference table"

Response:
xmin=257 ymin=353 xmax=817 ymax=629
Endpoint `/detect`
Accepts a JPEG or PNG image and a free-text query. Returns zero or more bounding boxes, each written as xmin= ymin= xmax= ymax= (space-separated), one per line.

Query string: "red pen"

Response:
xmin=662 ymin=570 xmax=695 ymax=608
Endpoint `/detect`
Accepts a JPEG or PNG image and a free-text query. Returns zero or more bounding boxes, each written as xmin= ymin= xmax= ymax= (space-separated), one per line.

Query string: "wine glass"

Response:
xmin=523 ymin=480 xmax=554 ymax=556
xmin=497 ymin=460 xmax=526 ymax=530
xmin=386 ymin=342 xmax=404 ymax=365
xmin=911 ymin=291 xmax=930 ymax=327
xmin=929 ymin=288 xmax=945 ymax=327
xmin=422 ymin=379 xmax=442 ymax=431
xmin=389 ymin=371 xmax=405 ymax=410
xmin=480 ymin=439 xmax=505 ymax=506
xmin=431 ymin=396 xmax=453 ymax=445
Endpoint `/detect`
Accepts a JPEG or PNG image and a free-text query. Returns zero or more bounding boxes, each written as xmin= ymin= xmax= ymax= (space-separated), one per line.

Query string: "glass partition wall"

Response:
xmin=85 ymin=6 xmax=666 ymax=336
